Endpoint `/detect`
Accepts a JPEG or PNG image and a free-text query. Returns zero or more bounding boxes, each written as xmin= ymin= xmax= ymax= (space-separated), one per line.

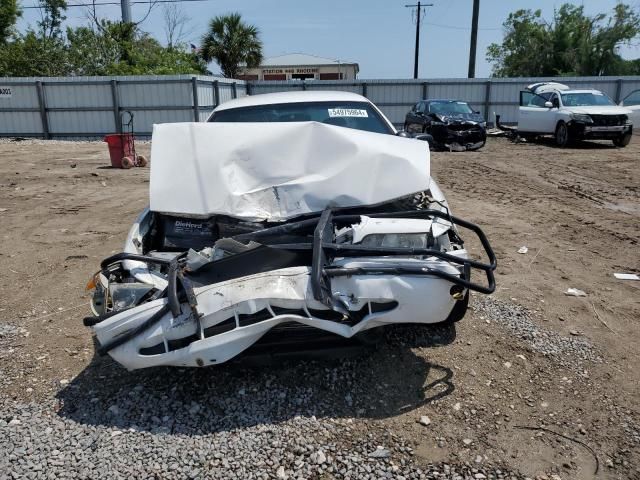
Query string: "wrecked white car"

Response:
xmin=85 ymin=93 xmax=496 ymax=370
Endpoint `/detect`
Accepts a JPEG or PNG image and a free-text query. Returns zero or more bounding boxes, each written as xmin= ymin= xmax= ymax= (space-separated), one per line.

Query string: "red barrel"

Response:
xmin=104 ymin=133 xmax=135 ymax=168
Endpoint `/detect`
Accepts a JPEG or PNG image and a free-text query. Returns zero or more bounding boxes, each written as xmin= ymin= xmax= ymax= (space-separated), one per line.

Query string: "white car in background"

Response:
xmin=518 ymin=82 xmax=633 ymax=147
xmin=619 ymin=88 xmax=640 ymax=127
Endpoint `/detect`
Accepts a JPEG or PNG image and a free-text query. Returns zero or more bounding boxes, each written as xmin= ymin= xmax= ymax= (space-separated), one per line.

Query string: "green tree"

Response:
xmin=37 ymin=0 xmax=67 ymax=40
xmin=65 ymin=25 xmax=121 ymax=75
xmin=200 ymin=13 xmax=262 ymax=78
xmin=65 ymin=22 xmax=206 ymax=76
xmin=0 ymin=3 xmax=207 ymax=77
xmin=0 ymin=0 xmax=21 ymax=44
xmin=0 ymin=30 xmax=69 ymax=76
xmin=487 ymin=3 xmax=640 ymax=77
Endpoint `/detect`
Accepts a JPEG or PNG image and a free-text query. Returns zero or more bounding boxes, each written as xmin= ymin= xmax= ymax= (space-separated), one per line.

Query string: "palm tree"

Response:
xmin=200 ymin=13 xmax=263 ymax=78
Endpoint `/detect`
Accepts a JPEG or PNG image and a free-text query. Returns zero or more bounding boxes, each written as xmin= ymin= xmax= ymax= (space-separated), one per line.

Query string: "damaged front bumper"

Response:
xmin=568 ymin=121 xmax=632 ymax=140
xmin=85 ymin=208 xmax=496 ymax=370
xmin=430 ymin=122 xmax=487 ymax=151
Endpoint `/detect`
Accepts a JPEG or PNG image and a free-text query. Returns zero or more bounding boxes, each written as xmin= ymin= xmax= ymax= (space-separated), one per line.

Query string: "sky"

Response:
xmin=17 ymin=0 xmax=640 ymax=79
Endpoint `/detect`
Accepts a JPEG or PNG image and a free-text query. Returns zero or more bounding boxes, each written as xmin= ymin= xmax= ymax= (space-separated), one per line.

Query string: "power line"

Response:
xmin=21 ymin=0 xmax=209 ymax=9
xmin=423 ymin=21 xmax=501 ymax=31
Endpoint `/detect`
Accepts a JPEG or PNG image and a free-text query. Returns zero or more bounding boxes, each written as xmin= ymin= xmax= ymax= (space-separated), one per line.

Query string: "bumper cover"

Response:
xmin=569 ymin=121 xmax=633 ymax=139
xmin=430 ymin=123 xmax=487 ymax=150
xmin=94 ymin=264 xmax=463 ymax=370
xmin=87 ymin=208 xmax=496 ymax=370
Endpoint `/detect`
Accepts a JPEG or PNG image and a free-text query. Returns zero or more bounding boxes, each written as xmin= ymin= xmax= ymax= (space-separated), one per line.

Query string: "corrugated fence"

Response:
xmin=1 ymin=75 xmax=639 ymax=137
xmin=0 ymin=75 xmax=247 ymax=138
xmin=248 ymin=76 xmax=640 ymax=127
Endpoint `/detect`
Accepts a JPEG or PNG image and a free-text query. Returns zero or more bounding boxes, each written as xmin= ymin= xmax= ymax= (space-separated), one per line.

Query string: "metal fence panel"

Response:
xmin=132 ymin=110 xmax=194 ymax=133
xmin=44 ymin=83 xmax=112 ymax=108
xmin=48 ymin=111 xmax=114 ymax=134
xmin=2 ymin=75 xmax=639 ymax=137
xmin=0 ymin=83 xmax=39 ymax=108
xmin=0 ymin=112 xmax=42 ymax=134
xmin=0 ymin=75 xmax=246 ymax=138
xmin=118 ymin=81 xmax=192 ymax=108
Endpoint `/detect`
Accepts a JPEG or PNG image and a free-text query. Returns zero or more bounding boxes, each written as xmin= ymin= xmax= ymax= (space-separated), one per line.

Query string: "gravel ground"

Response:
xmin=1 ymin=137 xmax=639 ymax=479
xmin=472 ymin=297 xmax=600 ymax=366
xmin=0 ymin=352 xmax=526 ymax=480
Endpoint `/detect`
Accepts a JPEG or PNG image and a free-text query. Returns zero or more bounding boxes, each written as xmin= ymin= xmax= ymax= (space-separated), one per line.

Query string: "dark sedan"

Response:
xmin=404 ymin=99 xmax=487 ymax=151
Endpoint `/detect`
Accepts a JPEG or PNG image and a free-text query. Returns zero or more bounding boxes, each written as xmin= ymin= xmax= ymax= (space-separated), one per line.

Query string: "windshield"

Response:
xmin=428 ymin=101 xmax=474 ymax=115
xmin=561 ymin=92 xmax=615 ymax=107
xmin=209 ymin=101 xmax=393 ymax=134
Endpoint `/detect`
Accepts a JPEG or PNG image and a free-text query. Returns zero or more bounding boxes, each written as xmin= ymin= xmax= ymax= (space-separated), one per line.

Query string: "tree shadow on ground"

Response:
xmin=56 ymin=323 xmax=456 ymax=435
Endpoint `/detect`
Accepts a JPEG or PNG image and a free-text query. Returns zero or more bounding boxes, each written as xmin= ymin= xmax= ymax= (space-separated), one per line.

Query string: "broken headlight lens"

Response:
xmin=570 ymin=113 xmax=593 ymax=123
xmin=360 ymin=233 xmax=428 ymax=249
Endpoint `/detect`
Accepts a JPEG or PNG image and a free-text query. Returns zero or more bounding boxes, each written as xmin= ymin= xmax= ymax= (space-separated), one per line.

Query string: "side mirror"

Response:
xmin=544 ymin=101 xmax=553 ymax=108
xmin=396 ymin=131 xmax=411 ymax=138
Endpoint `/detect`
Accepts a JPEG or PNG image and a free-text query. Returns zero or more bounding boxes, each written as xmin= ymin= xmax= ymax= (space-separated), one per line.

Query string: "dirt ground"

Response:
xmin=0 ymin=135 xmax=638 ymax=479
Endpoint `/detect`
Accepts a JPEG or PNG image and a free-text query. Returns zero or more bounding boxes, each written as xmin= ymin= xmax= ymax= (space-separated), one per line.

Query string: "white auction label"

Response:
xmin=328 ymin=108 xmax=368 ymax=118
xmin=0 ymin=87 xmax=12 ymax=98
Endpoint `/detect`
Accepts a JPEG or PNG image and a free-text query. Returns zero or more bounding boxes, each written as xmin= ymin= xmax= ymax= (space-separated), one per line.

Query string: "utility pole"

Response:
xmin=405 ymin=2 xmax=433 ymax=79
xmin=121 ymin=0 xmax=132 ymax=23
xmin=467 ymin=0 xmax=480 ymax=78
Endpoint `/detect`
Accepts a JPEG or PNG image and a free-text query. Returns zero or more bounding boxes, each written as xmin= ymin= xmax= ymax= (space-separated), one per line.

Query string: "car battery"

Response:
xmin=159 ymin=215 xmax=217 ymax=251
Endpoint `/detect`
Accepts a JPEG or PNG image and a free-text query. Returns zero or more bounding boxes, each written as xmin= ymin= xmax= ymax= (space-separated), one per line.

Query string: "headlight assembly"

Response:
xmin=570 ymin=113 xmax=593 ymax=123
xmin=360 ymin=233 xmax=428 ymax=249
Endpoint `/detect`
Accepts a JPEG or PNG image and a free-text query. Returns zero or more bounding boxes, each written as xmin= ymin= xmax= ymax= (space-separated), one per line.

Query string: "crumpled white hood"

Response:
xmin=150 ymin=122 xmax=430 ymax=220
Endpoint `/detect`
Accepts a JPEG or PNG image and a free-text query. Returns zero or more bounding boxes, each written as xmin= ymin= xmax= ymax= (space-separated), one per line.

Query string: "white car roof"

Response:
xmin=527 ymin=82 xmax=570 ymax=94
xmin=528 ymin=82 xmax=607 ymax=96
xmin=213 ymin=90 xmax=372 ymax=112
xmin=560 ymin=89 xmax=606 ymax=95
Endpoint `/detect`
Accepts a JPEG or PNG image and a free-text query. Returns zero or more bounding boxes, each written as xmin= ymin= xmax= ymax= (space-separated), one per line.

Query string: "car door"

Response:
xmin=621 ymin=89 xmax=640 ymax=127
xmin=518 ymin=91 xmax=554 ymax=133
xmin=541 ymin=93 xmax=562 ymax=132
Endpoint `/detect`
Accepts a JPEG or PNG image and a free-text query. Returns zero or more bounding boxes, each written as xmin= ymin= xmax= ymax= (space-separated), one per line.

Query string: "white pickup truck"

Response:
xmin=518 ymin=82 xmax=634 ymax=147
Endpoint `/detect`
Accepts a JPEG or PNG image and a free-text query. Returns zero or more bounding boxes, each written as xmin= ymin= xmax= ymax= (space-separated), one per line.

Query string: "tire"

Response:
xmin=444 ymin=292 xmax=469 ymax=324
xmin=136 ymin=155 xmax=148 ymax=167
xmin=554 ymin=121 xmax=570 ymax=147
xmin=121 ymin=156 xmax=134 ymax=169
xmin=467 ymin=139 xmax=486 ymax=151
xmin=613 ymin=133 xmax=632 ymax=148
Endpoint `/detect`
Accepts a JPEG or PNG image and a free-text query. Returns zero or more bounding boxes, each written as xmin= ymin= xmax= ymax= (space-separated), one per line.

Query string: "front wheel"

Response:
xmin=555 ymin=121 xmax=570 ymax=147
xmin=613 ymin=133 xmax=632 ymax=147
xmin=467 ymin=139 xmax=486 ymax=151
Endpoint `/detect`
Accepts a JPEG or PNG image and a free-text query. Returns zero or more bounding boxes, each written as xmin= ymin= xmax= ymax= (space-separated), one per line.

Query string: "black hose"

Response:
xmin=100 ymin=253 xmax=171 ymax=270
xmin=83 ymin=309 xmax=123 ymax=327
xmin=167 ymin=260 xmax=182 ymax=317
xmin=97 ymin=302 xmax=171 ymax=356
